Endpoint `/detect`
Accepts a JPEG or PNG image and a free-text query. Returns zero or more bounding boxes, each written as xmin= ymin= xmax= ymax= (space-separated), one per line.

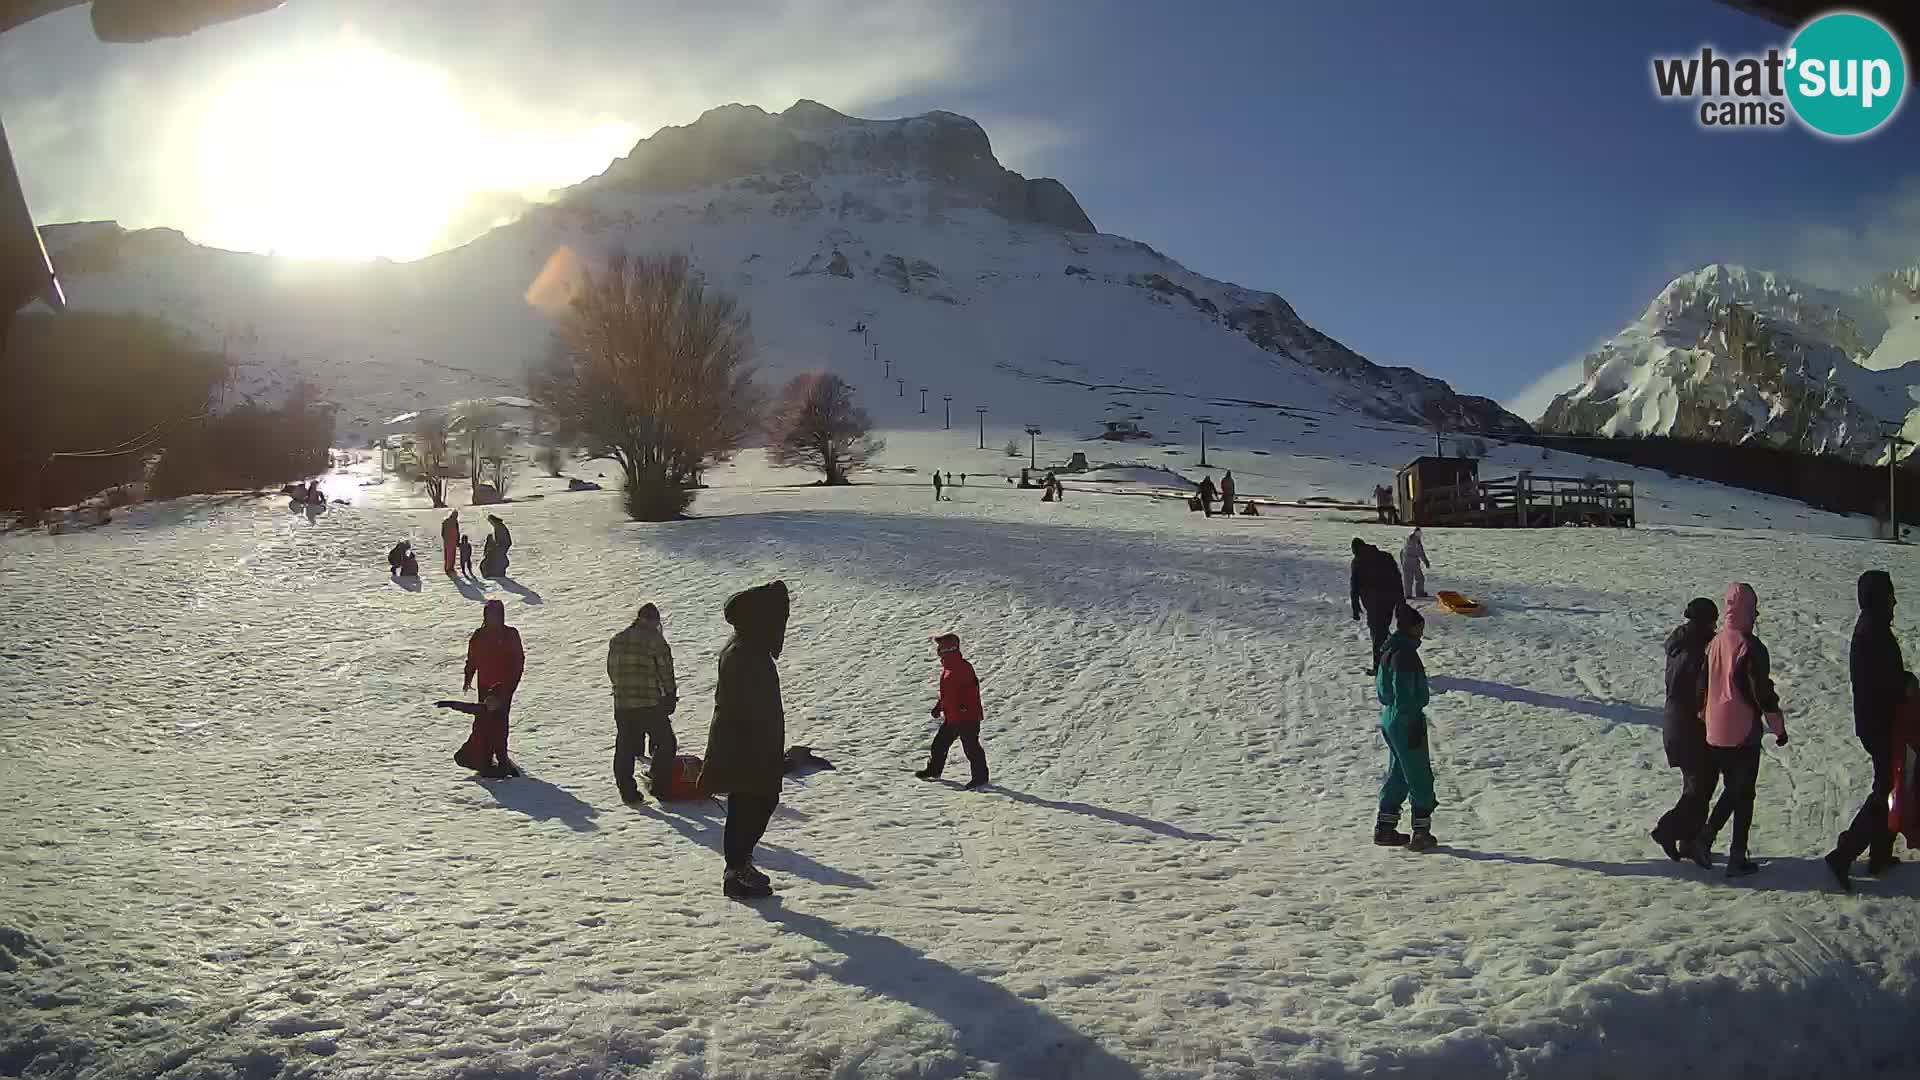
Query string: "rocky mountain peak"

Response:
xmin=576 ymin=100 xmax=1095 ymax=234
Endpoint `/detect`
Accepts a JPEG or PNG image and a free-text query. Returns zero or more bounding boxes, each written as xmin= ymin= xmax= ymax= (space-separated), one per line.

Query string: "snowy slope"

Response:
xmin=1538 ymin=263 xmax=1920 ymax=462
xmin=31 ymin=100 xmax=1525 ymax=444
xmin=3 ymin=451 xmax=1918 ymax=1079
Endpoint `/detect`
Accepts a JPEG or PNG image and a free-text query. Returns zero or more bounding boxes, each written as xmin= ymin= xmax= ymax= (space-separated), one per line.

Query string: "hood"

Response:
xmin=482 ymin=598 xmax=506 ymax=628
xmin=725 ymin=580 xmax=791 ymax=657
xmin=1351 ymin=537 xmax=1368 ymax=556
xmin=1858 ymin=570 xmax=1895 ymax=623
xmin=1723 ymin=583 xmax=1756 ymax=635
xmin=1684 ymin=597 xmax=1718 ymax=625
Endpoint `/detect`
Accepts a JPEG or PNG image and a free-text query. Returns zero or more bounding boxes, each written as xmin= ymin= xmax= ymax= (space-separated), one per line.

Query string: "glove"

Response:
xmin=664 ymin=695 xmax=678 ymax=716
xmin=1775 ymin=732 xmax=1788 ymax=747
xmin=930 ymin=704 xmax=943 ymax=719
xmin=1352 ymin=610 xmax=1360 ymax=622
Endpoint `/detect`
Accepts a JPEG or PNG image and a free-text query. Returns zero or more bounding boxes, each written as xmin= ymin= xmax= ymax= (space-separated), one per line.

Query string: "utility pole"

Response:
xmin=1195 ymin=416 xmax=1215 ymax=467
xmin=1435 ymin=420 xmax=1446 ymax=458
xmin=1025 ymin=425 xmax=1042 ymax=469
xmin=919 ymin=387 xmax=928 ymax=414
xmin=1890 ymin=432 xmax=1912 ymax=542
xmin=976 ymin=407 xmax=988 ymax=450
xmin=943 ymin=395 xmax=952 ymax=430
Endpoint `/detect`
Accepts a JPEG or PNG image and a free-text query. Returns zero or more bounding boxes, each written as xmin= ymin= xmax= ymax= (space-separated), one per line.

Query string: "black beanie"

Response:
xmin=1683 ymin=597 xmax=1718 ymax=624
xmin=1395 ymin=603 xmax=1425 ymax=633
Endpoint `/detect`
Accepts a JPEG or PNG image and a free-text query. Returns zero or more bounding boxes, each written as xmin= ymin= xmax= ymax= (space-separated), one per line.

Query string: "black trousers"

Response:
xmin=926 ymin=722 xmax=988 ymax=781
xmin=1364 ymin=602 xmax=1394 ymax=670
xmin=1831 ymin=743 xmax=1895 ymax=866
xmin=1655 ymin=762 xmax=1719 ymax=846
xmin=1706 ymin=744 xmax=1761 ymax=859
xmin=613 ymin=706 xmax=676 ymax=796
xmin=724 ymin=794 xmax=777 ymax=869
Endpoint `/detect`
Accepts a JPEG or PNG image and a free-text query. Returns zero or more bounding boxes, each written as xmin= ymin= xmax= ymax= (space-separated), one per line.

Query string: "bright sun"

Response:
xmin=195 ymin=46 xmax=470 ymax=260
xmin=192 ymin=45 xmax=637 ymax=261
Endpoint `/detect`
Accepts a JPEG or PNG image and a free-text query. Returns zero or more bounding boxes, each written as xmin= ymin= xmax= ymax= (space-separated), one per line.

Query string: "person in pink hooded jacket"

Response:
xmin=1699 ymin=582 xmax=1787 ymax=878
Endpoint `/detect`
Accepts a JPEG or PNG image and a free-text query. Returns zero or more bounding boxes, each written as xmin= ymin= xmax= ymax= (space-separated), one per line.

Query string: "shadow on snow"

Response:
xmin=757 ymin=902 xmax=1144 ymax=1080
xmin=990 ymin=786 xmax=1232 ymax=842
xmin=656 ymin=799 xmax=874 ymax=890
xmin=467 ymin=775 xmax=600 ymax=833
xmin=1430 ymin=675 xmax=1660 ymax=728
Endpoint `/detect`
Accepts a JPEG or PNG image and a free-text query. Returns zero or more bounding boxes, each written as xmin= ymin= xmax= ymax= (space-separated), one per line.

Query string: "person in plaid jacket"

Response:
xmin=608 ymin=602 xmax=678 ymax=805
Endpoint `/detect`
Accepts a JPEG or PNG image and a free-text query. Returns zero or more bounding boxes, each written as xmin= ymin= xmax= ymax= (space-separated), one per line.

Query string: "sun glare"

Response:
xmin=192 ymin=45 xmax=639 ymax=261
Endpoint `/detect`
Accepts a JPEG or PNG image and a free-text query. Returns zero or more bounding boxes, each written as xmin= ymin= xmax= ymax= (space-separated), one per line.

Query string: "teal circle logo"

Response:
xmin=1786 ymin=12 xmax=1906 ymax=137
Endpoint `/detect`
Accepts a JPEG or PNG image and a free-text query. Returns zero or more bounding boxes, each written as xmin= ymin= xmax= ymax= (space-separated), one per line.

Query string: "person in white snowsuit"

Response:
xmin=1400 ymin=528 xmax=1431 ymax=599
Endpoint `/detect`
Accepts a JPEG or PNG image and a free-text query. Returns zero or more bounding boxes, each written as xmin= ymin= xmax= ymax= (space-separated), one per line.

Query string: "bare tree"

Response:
xmin=529 ymin=253 xmax=761 ymax=521
xmin=412 ymin=414 xmax=452 ymax=508
xmin=767 ymin=373 xmax=884 ymax=484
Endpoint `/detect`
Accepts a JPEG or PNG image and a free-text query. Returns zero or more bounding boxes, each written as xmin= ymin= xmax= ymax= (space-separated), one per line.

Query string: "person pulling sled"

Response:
xmin=447 ymin=599 xmax=525 ymax=778
xmin=916 ymin=633 xmax=989 ymax=788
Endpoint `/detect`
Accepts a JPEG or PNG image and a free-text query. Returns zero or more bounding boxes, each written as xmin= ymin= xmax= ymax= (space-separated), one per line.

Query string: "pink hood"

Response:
xmin=1705 ymin=583 xmax=1782 ymax=746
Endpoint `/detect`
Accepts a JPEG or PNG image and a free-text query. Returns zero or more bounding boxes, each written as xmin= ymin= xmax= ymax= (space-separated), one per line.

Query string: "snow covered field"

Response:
xmin=4 ymin=442 xmax=1920 ymax=1080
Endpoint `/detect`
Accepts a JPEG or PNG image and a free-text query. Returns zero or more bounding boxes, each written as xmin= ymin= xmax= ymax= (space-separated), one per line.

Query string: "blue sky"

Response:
xmin=2 ymin=0 xmax=1915 ymax=415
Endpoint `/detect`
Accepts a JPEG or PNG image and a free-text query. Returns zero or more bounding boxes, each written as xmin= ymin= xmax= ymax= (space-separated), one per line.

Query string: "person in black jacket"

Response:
xmin=1652 ymin=597 xmax=1718 ymax=862
xmin=699 ymin=580 xmax=790 ymax=900
xmin=1825 ymin=570 xmax=1906 ymax=891
xmin=1197 ymin=475 xmax=1217 ymax=516
xmin=1351 ymin=538 xmax=1407 ymax=675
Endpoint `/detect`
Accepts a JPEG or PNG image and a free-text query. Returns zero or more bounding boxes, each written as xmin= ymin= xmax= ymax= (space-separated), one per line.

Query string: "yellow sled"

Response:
xmin=1435 ymin=590 xmax=1486 ymax=616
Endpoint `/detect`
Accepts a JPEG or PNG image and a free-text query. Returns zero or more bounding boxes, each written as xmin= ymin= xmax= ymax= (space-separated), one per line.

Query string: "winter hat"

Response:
xmin=482 ymin=598 xmax=506 ymax=626
xmin=1858 ymin=570 xmax=1896 ymax=622
xmin=1683 ymin=597 xmax=1718 ymax=624
xmin=1723 ymin=582 xmax=1757 ymax=635
xmin=1394 ymin=603 xmax=1425 ymax=633
xmin=933 ymin=633 xmax=962 ymax=655
xmin=1351 ymin=537 xmax=1366 ymax=556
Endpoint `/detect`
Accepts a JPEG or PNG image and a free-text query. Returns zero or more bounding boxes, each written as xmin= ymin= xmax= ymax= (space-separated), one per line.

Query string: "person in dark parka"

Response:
xmin=1825 ymin=570 xmax=1906 ymax=891
xmin=1219 ymin=471 xmax=1236 ymax=517
xmin=487 ymin=514 xmax=512 ymax=574
xmin=1197 ymin=475 xmax=1217 ymax=516
xmin=1351 ymin=538 xmax=1406 ymax=674
xmin=1651 ymin=597 xmax=1718 ymax=862
xmin=699 ymin=580 xmax=790 ymax=899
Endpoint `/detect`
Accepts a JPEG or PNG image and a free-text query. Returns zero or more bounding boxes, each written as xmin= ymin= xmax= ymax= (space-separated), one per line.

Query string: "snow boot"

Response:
xmin=620 ymin=788 xmax=645 ymax=807
xmin=1724 ymin=856 xmax=1760 ymax=879
xmin=1689 ymin=831 xmax=1715 ymax=870
xmin=1867 ymin=852 xmax=1902 ymax=875
xmin=737 ymin=863 xmax=771 ymax=890
xmin=914 ymin=768 xmax=942 ymax=781
xmin=1408 ymin=829 xmax=1439 ymax=852
xmin=1374 ymin=825 xmax=1410 ymax=847
xmin=1824 ymin=849 xmax=1854 ymax=893
xmin=723 ymin=867 xmax=772 ymax=900
xmin=1652 ymin=829 xmax=1684 ymax=862
xmin=964 ymin=774 xmax=989 ymax=789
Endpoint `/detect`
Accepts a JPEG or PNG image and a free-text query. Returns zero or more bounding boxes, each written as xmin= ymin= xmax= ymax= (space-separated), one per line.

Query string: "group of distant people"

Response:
xmin=931 ymin=470 xmax=967 ymax=500
xmin=1347 ymin=522 xmax=1919 ymax=886
xmin=388 ymin=509 xmax=514 ymax=581
xmin=1194 ymin=472 xmax=1248 ymax=516
xmin=434 ymin=582 xmax=991 ymax=900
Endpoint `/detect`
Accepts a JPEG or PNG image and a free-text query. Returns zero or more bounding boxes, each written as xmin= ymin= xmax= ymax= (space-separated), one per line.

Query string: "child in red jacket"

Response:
xmin=915 ymin=633 xmax=989 ymax=788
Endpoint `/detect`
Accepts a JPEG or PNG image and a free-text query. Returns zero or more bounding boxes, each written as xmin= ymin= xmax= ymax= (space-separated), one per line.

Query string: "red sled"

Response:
xmin=648 ymin=754 xmax=706 ymax=801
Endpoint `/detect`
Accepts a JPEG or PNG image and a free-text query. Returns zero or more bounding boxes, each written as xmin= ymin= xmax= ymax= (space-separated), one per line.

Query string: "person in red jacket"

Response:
xmin=915 ymin=633 xmax=989 ymax=788
xmin=458 ymin=599 xmax=525 ymax=777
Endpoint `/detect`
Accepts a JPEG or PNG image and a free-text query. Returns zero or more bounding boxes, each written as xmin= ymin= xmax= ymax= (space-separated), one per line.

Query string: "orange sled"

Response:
xmin=1435 ymin=590 xmax=1486 ymax=616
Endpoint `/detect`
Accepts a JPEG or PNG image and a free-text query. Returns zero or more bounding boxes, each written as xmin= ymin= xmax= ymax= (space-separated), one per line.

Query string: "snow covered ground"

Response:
xmin=4 ymin=437 xmax=1920 ymax=1080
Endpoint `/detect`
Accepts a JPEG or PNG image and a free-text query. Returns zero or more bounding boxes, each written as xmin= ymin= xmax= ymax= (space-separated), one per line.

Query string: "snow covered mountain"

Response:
xmin=1537 ymin=262 xmax=1920 ymax=463
xmin=34 ymin=100 xmax=1526 ymax=443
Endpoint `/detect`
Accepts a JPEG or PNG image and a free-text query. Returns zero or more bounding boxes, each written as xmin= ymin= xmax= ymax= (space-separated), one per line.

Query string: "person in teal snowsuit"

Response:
xmin=1375 ymin=603 xmax=1439 ymax=851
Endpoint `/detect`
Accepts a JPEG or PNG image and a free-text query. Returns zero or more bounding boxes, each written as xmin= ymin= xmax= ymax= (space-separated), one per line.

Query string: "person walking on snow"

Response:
xmin=1825 ymin=570 xmax=1906 ymax=891
xmin=1700 ymin=583 xmax=1786 ymax=878
xmin=1219 ymin=471 xmax=1236 ymax=516
xmin=458 ymin=599 xmax=525 ymax=778
xmin=487 ymin=514 xmax=512 ymax=575
xmin=698 ymin=581 xmax=790 ymax=900
xmin=1197 ymin=475 xmax=1216 ymax=517
xmin=933 ymin=470 xmax=944 ymax=501
xmin=458 ymin=534 xmax=474 ymax=577
xmin=1375 ymin=603 xmax=1438 ymax=850
xmin=608 ymin=602 xmax=678 ymax=806
xmin=440 ymin=509 xmax=460 ymax=575
xmin=1399 ymin=528 xmax=1432 ymax=599
xmin=1651 ymin=597 xmax=1719 ymax=862
xmin=1351 ymin=538 xmax=1406 ymax=675
xmin=916 ymin=633 xmax=989 ymax=788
